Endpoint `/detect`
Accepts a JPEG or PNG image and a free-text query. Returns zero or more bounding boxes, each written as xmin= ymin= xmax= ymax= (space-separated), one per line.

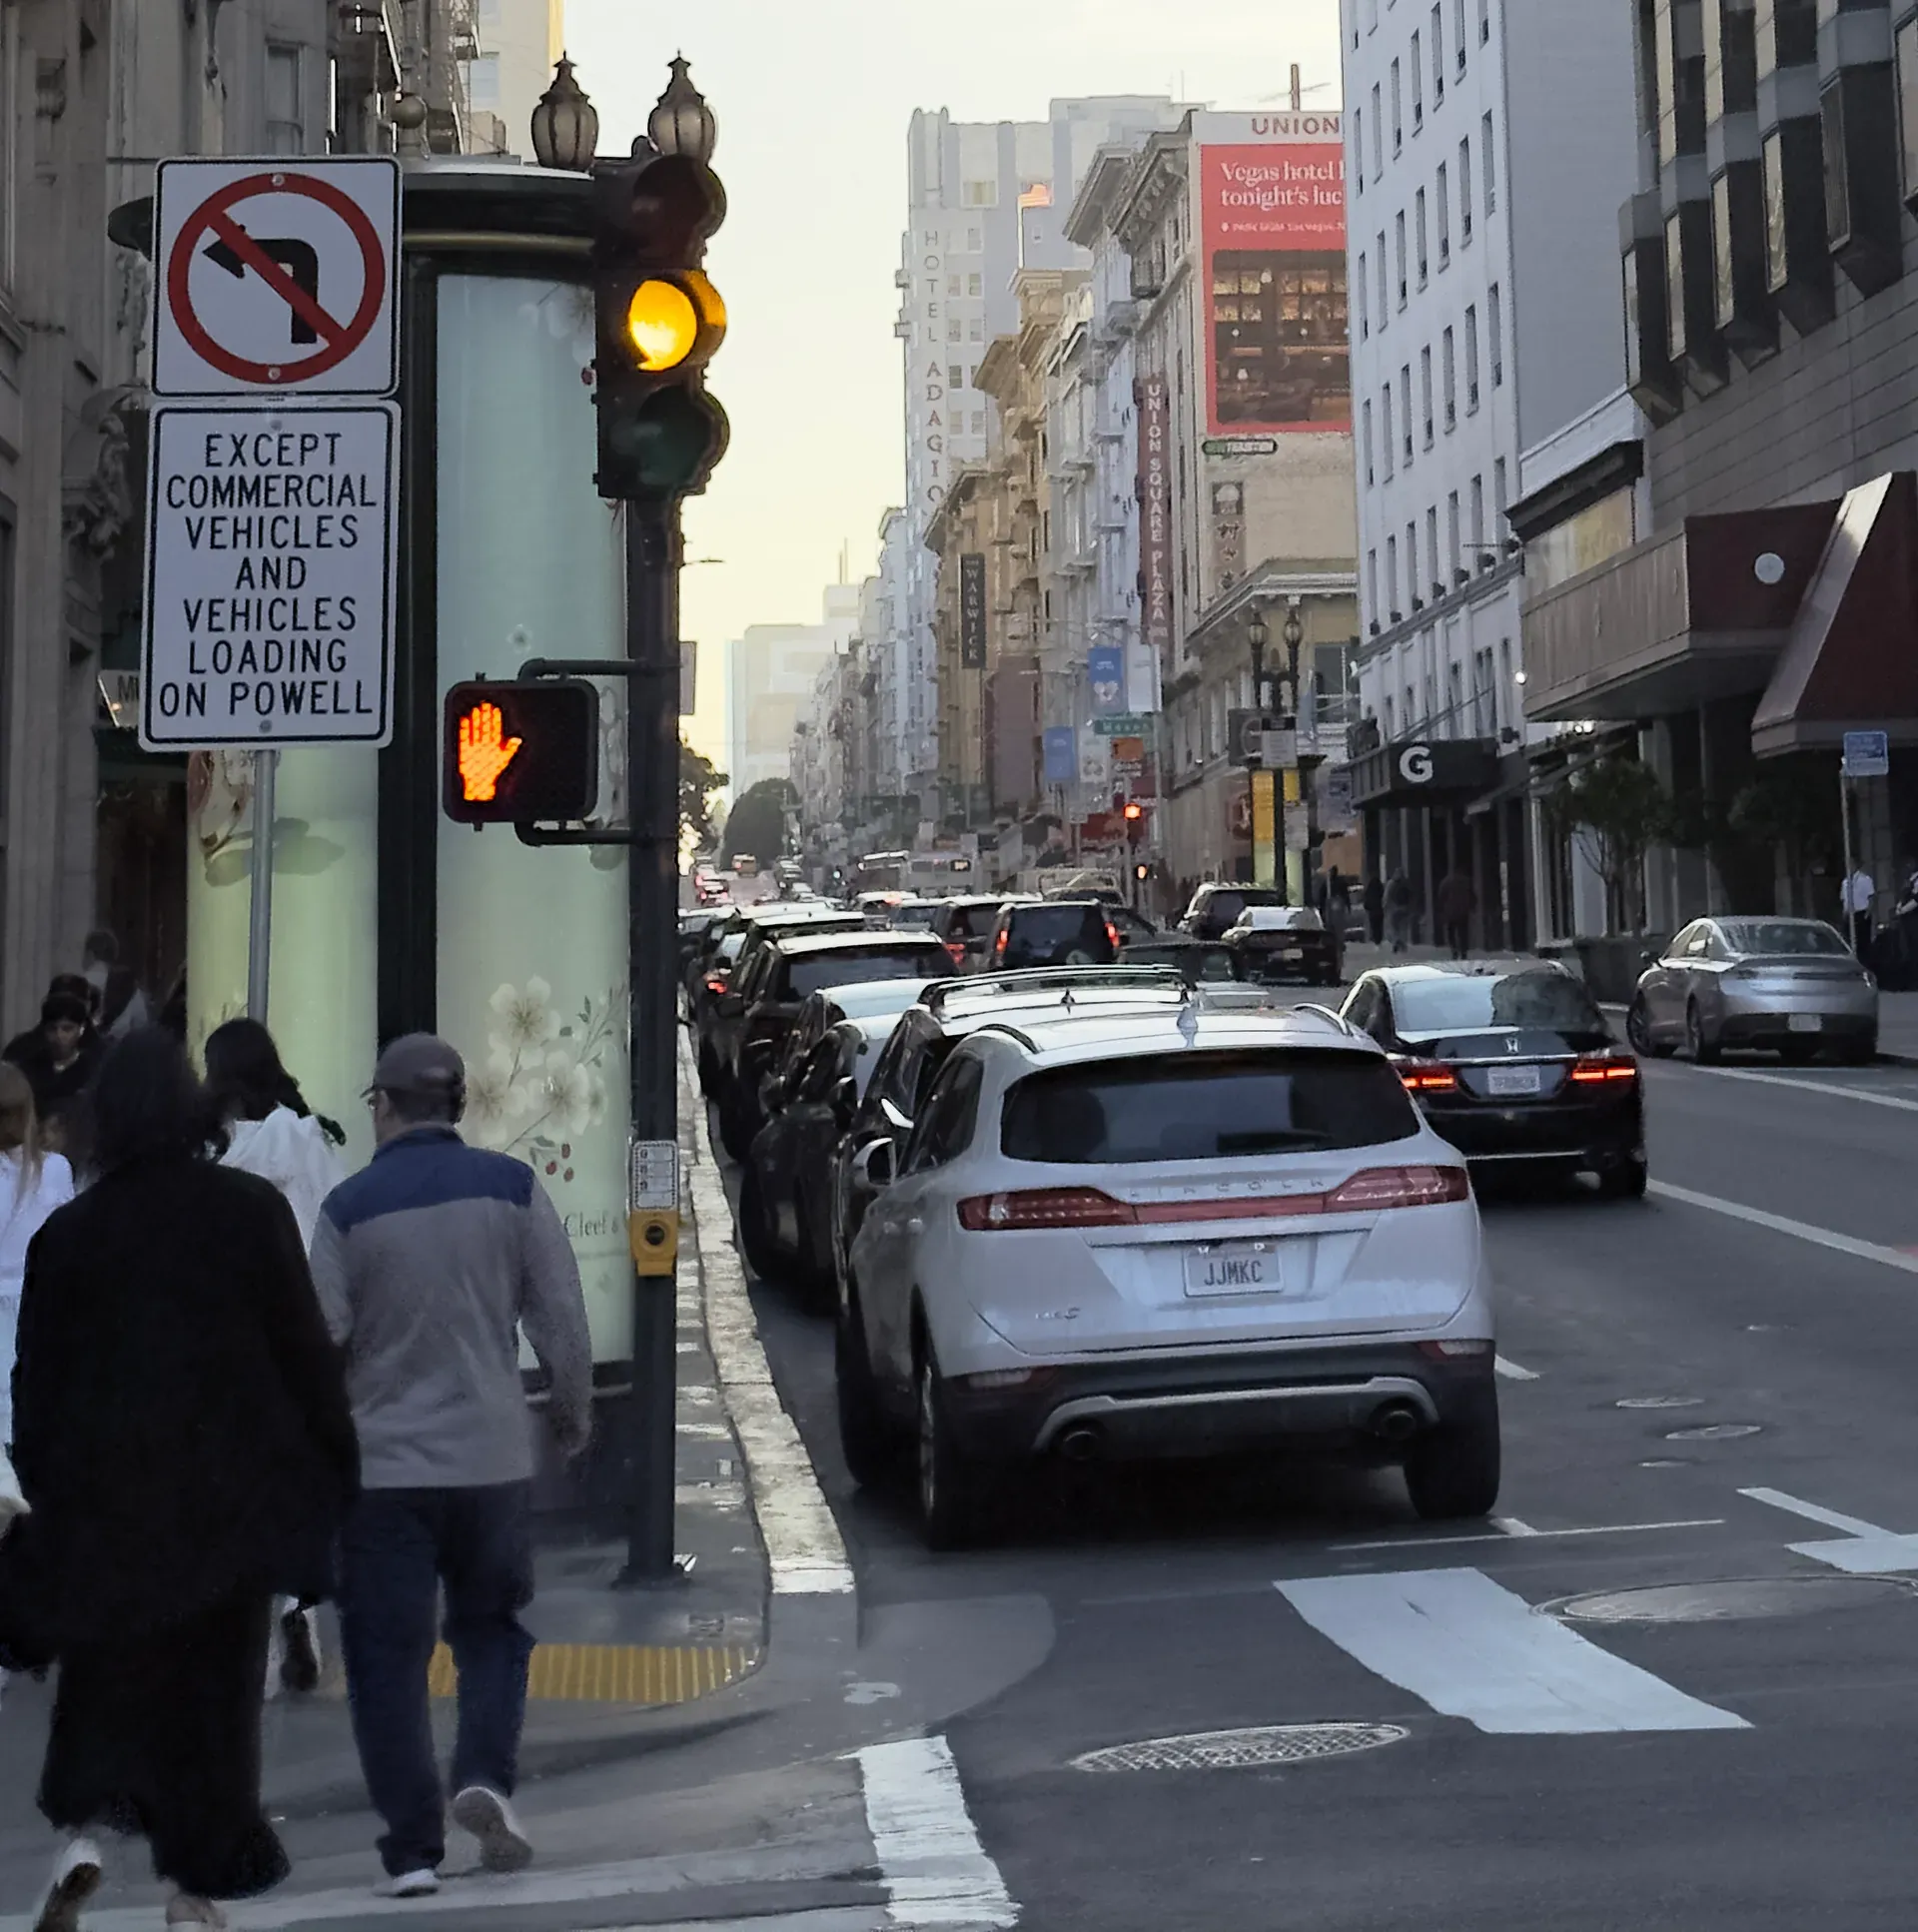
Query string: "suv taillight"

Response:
xmin=958 ymin=1189 xmax=1138 ymax=1231
xmin=1400 ymin=1058 xmax=1458 ymax=1094
xmin=704 ymin=974 xmax=730 ymax=994
xmin=946 ymin=939 xmax=968 ymax=966
xmin=1326 ymin=1166 xmax=1472 ymax=1211
xmin=1105 ymin=920 xmax=1123 ymax=953
xmin=1569 ymin=1051 xmax=1638 ymax=1085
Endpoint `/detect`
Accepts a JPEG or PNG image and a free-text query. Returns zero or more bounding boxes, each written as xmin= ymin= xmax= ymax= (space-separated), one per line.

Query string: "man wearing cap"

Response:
xmin=309 ymin=1034 xmax=592 ymax=1900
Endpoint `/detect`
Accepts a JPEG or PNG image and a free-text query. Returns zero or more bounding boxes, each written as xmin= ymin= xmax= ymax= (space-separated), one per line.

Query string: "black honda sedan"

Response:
xmin=1339 ymin=960 xmax=1646 ymax=1197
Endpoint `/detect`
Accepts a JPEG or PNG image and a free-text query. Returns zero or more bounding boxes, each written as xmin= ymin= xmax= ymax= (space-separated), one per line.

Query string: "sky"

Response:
xmin=564 ymin=0 xmax=1345 ymax=771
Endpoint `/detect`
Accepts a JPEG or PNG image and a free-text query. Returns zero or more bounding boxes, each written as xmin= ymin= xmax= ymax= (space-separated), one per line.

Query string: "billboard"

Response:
xmin=1200 ymin=134 xmax=1349 ymax=435
xmin=1042 ymin=725 xmax=1078 ymax=785
xmin=1089 ymin=643 xmax=1125 ymax=715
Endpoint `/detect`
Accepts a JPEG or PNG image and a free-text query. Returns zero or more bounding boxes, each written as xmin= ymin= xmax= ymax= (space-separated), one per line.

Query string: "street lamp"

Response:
xmin=649 ymin=55 xmax=718 ymax=164
xmin=1247 ymin=607 xmax=1269 ymax=711
xmin=530 ymin=55 xmax=599 ymax=173
xmin=1282 ymin=603 xmax=1306 ymax=714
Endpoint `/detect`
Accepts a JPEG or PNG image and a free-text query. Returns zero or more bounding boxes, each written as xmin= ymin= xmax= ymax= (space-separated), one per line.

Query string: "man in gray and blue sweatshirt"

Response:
xmin=310 ymin=1033 xmax=593 ymax=1899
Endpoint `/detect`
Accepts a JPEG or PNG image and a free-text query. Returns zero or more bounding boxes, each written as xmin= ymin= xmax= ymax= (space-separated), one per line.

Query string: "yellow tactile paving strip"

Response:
xmin=325 ymin=1642 xmax=761 ymax=1707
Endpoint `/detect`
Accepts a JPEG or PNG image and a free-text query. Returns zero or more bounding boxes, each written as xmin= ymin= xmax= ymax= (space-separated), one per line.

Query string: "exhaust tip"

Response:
xmin=1371 ymin=1401 xmax=1424 ymax=1446
xmin=1057 ymin=1425 xmax=1103 ymax=1463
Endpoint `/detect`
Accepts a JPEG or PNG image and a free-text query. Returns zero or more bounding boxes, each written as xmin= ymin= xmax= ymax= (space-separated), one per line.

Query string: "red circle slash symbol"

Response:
xmin=167 ymin=172 xmax=388 ymax=387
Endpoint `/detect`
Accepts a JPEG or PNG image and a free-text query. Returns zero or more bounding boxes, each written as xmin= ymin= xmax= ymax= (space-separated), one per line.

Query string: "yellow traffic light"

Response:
xmin=626 ymin=280 xmax=698 ymax=370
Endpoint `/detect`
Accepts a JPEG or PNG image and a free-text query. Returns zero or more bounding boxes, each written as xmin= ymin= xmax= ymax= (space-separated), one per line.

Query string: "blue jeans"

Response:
xmin=338 ymin=1483 xmax=535 ymax=1877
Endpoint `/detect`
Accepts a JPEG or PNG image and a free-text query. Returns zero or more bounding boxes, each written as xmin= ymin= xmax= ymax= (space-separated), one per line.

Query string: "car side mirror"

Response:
xmin=852 ymin=1138 xmax=895 ymax=1190
xmin=1640 ymin=947 xmax=1657 ymax=965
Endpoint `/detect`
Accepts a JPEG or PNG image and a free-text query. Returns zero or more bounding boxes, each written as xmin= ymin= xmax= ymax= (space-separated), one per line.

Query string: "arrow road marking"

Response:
xmin=1279 ymin=1567 xmax=1750 ymax=1733
xmin=206 ymin=208 xmax=346 ymax=347
xmin=204 ymin=228 xmax=322 ymax=344
xmin=1741 ymin=1484 xmax=1918 ymax=1573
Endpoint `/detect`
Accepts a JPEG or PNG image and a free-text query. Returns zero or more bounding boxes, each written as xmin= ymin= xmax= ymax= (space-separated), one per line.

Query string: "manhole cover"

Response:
xmin=1617 ymin=1396 xmax=1702 ymax=1411
xmin=1664 ymin=1423 xmax=1762 ymax=1441
xmin=1552 ymin=1576 xmax=1911 ymax=1624
xmin=1071 ymin=1723 xmax=1408 ymax=1773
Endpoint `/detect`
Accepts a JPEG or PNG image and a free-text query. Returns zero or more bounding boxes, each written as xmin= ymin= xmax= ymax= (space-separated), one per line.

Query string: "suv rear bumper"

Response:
xmin=943 ymin=1342 xmax=1492 ymax=1461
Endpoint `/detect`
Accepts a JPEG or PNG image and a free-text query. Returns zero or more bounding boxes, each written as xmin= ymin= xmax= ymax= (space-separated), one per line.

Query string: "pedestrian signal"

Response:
xmin=443 ymin=680 xmax=600 ymax=825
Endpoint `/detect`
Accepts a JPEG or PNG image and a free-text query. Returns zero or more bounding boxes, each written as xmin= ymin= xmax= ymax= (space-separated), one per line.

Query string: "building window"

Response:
xmin=1499 ymin=637 xmax=1514 ymax=727
xmin=1376 ymin=229 xmax=1389 ymax=324
xmin=973 ymin=411 xmax=986 ymax=434
xmin=1488 ymin=283 xmax=1503 ymax=386
xmin=968 ymin=318 xmax=984 ymax=341
xmin=948 ymin=274 xmax=962 ymax=298
xmin=1441 ymin=325 xmax=1456 ymax=426
xmin=1470 ymin=474 xmax=1485 ymax=550
xmin=1463 ymin=303 xmax=1480 ymax=409
xmin=1459 ymin=137 xmax=1474 ymax=243
xmin=1408 ymin=522 xmax=1422 ymax=601
xmin=1416 ymin=189 xmax=1429 ymax=284
xmin=1400 ymin=364 xmax=1414 ymax=461
xmin=1421 ymin=345 xmax=1434 ymax=445
xmin=1427 ymin=507 xmax=1440 ymax=596
xmin=1493 ymin=458 xmax=1508 ymax=532
xmin=1433 ymin=6 xmax=1445 ymax=101
xmin=948 ymin=364 xmax=962 ymax=388
xmin=1436 ymin=161 xmax=1450 ymax=264
xmin=1396 ymin=211 xmax=1408 ymax=304
xmin=968 ymin=227 xmax=983 ymax=250
xmin=1412 ymin=31 xmax=1425 ymax=128
xmin=963 ymin=180 xmax=999 ymax=207
xmin=1387 ymin=534 xmax=1400 ymax=613
xmin=1481 ymin=112 xmax=1497 ymax=214
xmin=1455 ymin=0 xmax=1468 ymax=73
xmin=0 ymin=13 xmax=15 ymax=290
xmin=1363 ymin=398 xmax=1376 ymax=483
xmin=266 ymin=43 xmax=306 ymax=152
xmin=1392 ymin=60 xmax=1404 ymax=151
xmin=967 ymin=273 xmax=982 ymax=296
xmin=1368 ymin=548 xmax=1380 ymax=620
xmin=1898 ymin=14 xmax=1918 ymax=206
xmin=1372 ymin=83 xmax=1385 ymax=174
xmin=1446 ymin=490 xmax=1461 ymax=579
xmin=1478 ymin=0 xmax=1489 ymax=45
xmin=1382 ymin=386 xmax=1396 ymax=478
xmin=948 ymin=320 xmax=962 ymax=343
xmin=1358 ymin=250 xmax=1370 ymax=339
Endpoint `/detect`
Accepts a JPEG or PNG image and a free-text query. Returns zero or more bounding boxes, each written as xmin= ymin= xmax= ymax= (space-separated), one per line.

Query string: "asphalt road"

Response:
xmin=739 ymin=1043 xmax=1918 ymax=1931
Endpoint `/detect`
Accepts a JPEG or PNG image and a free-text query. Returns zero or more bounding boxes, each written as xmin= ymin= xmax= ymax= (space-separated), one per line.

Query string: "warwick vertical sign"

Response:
xmin=960 ymin=551 xmax=988 ymax=668
xmin=1138 ymin=374 xmax=1173 ymax=663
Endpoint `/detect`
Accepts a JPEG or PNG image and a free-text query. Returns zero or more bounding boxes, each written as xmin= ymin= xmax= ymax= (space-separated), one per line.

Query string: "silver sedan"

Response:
xmin=1627 ymin=916 xmax=1877 ymax=1064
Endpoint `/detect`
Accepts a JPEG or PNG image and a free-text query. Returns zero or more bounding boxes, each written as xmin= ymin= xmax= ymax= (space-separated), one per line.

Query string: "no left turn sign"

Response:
xmin=152 ymin=157 xmax=400 ymax=398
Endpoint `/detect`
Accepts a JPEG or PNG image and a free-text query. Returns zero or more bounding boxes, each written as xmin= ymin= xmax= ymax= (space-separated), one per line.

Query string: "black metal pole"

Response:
xmin=622 ymin=493 xmax=682 ymax=1585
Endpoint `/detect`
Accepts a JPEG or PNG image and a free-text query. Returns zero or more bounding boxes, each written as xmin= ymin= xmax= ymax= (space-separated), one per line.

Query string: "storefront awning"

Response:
xmin=1751 ymin=472 xmax=1918 ymax=756
xmin=1350 ymin=735 xmax=1501 ymax=809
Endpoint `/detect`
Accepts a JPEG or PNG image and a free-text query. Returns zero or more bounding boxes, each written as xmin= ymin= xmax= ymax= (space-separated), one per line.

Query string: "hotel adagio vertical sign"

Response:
xmin=1138 ymin=374 xmax=1174 ymax=662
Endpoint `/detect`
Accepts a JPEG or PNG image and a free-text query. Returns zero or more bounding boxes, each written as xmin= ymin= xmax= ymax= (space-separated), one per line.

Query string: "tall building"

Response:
xmin=894 ymin=97 xmax=1186 ymax=800
xmin=726 ymin=585 xmax=861 ymax=803
xmin=464 ymin=0 xmax=563 ymax=157
xmin=1341 ymin=0 xmax=1638 ymax=947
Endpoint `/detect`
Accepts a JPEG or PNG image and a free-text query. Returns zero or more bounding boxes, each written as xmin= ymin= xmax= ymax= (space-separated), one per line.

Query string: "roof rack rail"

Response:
xmin=920 ymin=964 xmax=1186 ymax=1015
xmin=1290 ymin=1002 xmax=1360 ymax=1035
xmin=970 ymin=1020 xmax=1041 ymax=1051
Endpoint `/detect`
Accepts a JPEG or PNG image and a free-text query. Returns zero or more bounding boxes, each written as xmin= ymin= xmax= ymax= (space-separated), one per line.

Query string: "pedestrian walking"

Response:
xmin=1437 ymin=866 xmax=1477 ymax=960
xmin=1384 ymin=868 xmax=1414 ymax=953
xmin=0 ymin=1029 xmax=358 ymax=1932
xmin=2 ymin=986 xmax=104 ymax=1157
xmin=1841 ymin=864 xmax=1875 ymax=957
xmin=80 ymin=930 xmax=148 ymax=1042
xmin=310 ymin=1035 xmax=592 ymax=1900
xmin=0 ymin=1064 xmax=73 ymax=1454
xmin=1363 ymin=872 xmax=1385 ymax=944
xmin=205 ymin=1018 xmax=351 ymax=1697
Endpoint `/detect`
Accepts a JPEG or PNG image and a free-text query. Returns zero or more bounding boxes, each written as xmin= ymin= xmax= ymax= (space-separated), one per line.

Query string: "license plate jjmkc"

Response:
xmin=1787 ymin=1012 xmax=1822 ymax=1033
xmin=1486 ymin=1065 xmax=1543 ymax=1097
xmin=1184 ymin=1240 xmax=1285 ymax=1297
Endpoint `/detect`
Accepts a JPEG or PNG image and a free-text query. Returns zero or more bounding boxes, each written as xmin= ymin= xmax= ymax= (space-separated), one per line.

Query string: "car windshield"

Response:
xmin=787 ymin=949 xmax=946 ymax=997
xmin=1393 ymin=971 xmax=1606 ymax=1037
xmin=1013 ymin=905 xmax=1104 ymax=942
xmin=717 ymin=933 xmax=747 ymax=962
xmin=1718 ymin=920 xmax=1850 ymax=957
xmin=889 ymin=903 xmax=940 ymax=928
xmin=1000 ymin=1049 xmax=1419 ymax=1163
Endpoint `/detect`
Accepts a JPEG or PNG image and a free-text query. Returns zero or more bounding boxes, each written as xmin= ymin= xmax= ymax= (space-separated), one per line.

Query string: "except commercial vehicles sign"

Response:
xmin=152 ymin=157 xmax=400 ymax=398
xmin=1197 ymin=121 xmax=1348 ymax=437
xmin=1843 ymin=729 xmax=1889 ymax=778
xmin=140 ymin=403 xmax=400 ymax=749
xmin=960 ymin=551 xmax=987 ymax=668
xmin=1138 ymin=373 xmax=1174 ymax=661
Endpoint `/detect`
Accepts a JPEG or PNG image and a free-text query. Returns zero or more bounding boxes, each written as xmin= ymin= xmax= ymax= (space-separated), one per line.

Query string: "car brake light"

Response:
xmin=1569 ymin=1053 xmax=1638 ymax=1084
xmin=1418 ymin=1339 xmax=1493 ymax=1361
xmin=1325 ymin=1166 xmax=1472 ymax=1211
xmin=958 ymin=1189 xmax=1138 ymax=1231
xmin=1106 ymin=921 xmax=1123 ymax=953
xmin=946 ymin=940 xmax=968 ymax=966
xmin=1400 ymin=1058 xmax=1458 ymax=1094
xmin=704 ymin=975 xmax=730 ymax=994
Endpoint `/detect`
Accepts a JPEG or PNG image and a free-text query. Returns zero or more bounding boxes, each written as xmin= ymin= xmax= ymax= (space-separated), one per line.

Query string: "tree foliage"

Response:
xmin=720 ymin=778 xmax=797 ymax=864
xmin=679 ymin=740 xmax=728 ymax=850
xmin=1726 ymin=757 xmax=1841 ymax=911
xmin=1546 ymin=753 xmax=1671 ymax=932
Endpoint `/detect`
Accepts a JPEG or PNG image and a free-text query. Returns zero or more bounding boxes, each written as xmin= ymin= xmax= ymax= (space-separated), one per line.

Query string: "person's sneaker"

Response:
xmin=378 ymin=1869 xmax=441 ymax=1900
xmin=34 ymin=1836 xmax=103 ymax=1932
xmin=279 ymin=1607 xmax=321 ymax=1695
xmin=452 ymin=1786 xmax=533 ymax=1873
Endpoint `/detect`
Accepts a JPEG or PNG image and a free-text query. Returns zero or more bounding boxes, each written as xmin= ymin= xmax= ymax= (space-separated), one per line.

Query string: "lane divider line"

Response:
xmin=856 ymin=1734 xmax=1019 ymax=1929
xmin=1647 ymin=1179 xmax=1918 ymax=1277
xmin=1667 ymin=1062 xmax=1918 ymax=1114
xmin=1331 ymin=1516 xmax=1724 ymax=1553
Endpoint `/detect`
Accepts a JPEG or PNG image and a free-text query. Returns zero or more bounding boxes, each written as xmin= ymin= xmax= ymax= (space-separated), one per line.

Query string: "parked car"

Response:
xmin=1223 ymin=905 xmax=1341 ymax=986
xmin=739 ymin=1014 xmax=899 ymax=1298
xmin=1181 ymin=883 xmax=1285 ymax=941
xmin=1119 ymin=935 xmax=1243 ymax=982
xmin=828 ymin=966 xmax=1195 ymax=1294
xmin=984 ymin=898 xmax=1122 ymax=971
xmin=1342 ymin=960 xmax=1646 ymax=1197
xmin=712 ymin=929 xmax=955 ymax=1158
xmin=1627 ymin=916 xmax=1877 ymax=1064
xmin=836 ymin=1002 xmax=1496 ymax=1547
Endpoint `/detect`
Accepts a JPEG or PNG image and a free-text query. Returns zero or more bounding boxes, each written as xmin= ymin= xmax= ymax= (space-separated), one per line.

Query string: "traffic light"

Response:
xmin=591 ymin=151 xmax=729 ymax=502
xmin=443 ymin=680 xmax=600 ymax=824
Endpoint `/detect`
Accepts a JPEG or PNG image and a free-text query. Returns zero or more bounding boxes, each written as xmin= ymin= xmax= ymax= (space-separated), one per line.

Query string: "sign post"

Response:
xmin=141 ymin=156 xmax=400 ymax=1020
xmin=1840 ymin=731 xmax=1889 ymax=956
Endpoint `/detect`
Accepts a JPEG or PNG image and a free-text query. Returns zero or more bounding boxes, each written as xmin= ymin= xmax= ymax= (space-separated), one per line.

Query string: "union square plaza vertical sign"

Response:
xmin=1196 ymin=112 xmax=1350 ymax=436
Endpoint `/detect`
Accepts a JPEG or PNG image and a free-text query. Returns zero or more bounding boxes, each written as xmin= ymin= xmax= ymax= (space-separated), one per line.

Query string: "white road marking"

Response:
xmin=680 ymin=1042 xmax=854 ymax=1596
xmin=1494 ymin=1356 xmax=1539 ymax=1381
xmin=1674 ymin=1063 xmax=1918 ymax=1114
xmin=1648 ymin=1179 xmax=1918 ymax=1277
xmin=1492 ymin=1515 xmax=1538 ymax=1536
xmin=856 ymin=1735 xmax=1019 ymax=1929
xmin=1330 ymin=1516 xmax=1724 ymax=1553
xmin=1740 ymin=1484 xmax=1918 ymax=1573
xmin=1278 ymin=1567 xmax=1750 ymax=1733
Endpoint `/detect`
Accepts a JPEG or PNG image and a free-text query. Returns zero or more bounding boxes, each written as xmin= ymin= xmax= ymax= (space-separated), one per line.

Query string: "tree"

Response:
xmin=1546 ymin=753 xmax=1671 ymax=932
xmin=720 ymin=778 xmax=797 ymax=864
xmin=679 ymin=740 xmax=727 ymax=852
xmin=1726 ymin=757 xmax=1840 ymax=913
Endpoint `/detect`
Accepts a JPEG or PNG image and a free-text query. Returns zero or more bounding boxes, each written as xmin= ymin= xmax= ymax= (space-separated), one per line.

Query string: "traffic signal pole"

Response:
xmin=622 ymin=493 xmax=684 ymax=1585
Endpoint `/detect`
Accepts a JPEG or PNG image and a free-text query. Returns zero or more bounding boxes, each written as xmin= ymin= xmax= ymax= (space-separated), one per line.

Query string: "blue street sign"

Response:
xmin=1842 ymin=729 xmax=1889 ymax=778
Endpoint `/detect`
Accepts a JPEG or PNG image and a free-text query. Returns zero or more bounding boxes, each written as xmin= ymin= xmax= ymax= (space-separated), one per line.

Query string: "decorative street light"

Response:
xmin=529 ymin=54 xmax=599 ymax=173
xmin=1282 ymin=602 xmax=1307 ymax=713
xmin=1247 ymin=607 xmax=1269 ymax=711
xmin=648 ymin=55 xmax=718 ymax=165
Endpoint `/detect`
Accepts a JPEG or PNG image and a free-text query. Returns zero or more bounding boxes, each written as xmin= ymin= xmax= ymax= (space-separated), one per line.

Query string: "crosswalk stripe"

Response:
xmin=856 ymin=1735 xmax=1018 ymax=1929
xmin=1277 ymin=1566 xmax=1750 ymax=1734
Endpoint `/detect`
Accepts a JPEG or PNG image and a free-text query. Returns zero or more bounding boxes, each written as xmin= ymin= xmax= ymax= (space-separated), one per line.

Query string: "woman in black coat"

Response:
xmin=0 ymin=1030 xmax=359 ymax=1931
